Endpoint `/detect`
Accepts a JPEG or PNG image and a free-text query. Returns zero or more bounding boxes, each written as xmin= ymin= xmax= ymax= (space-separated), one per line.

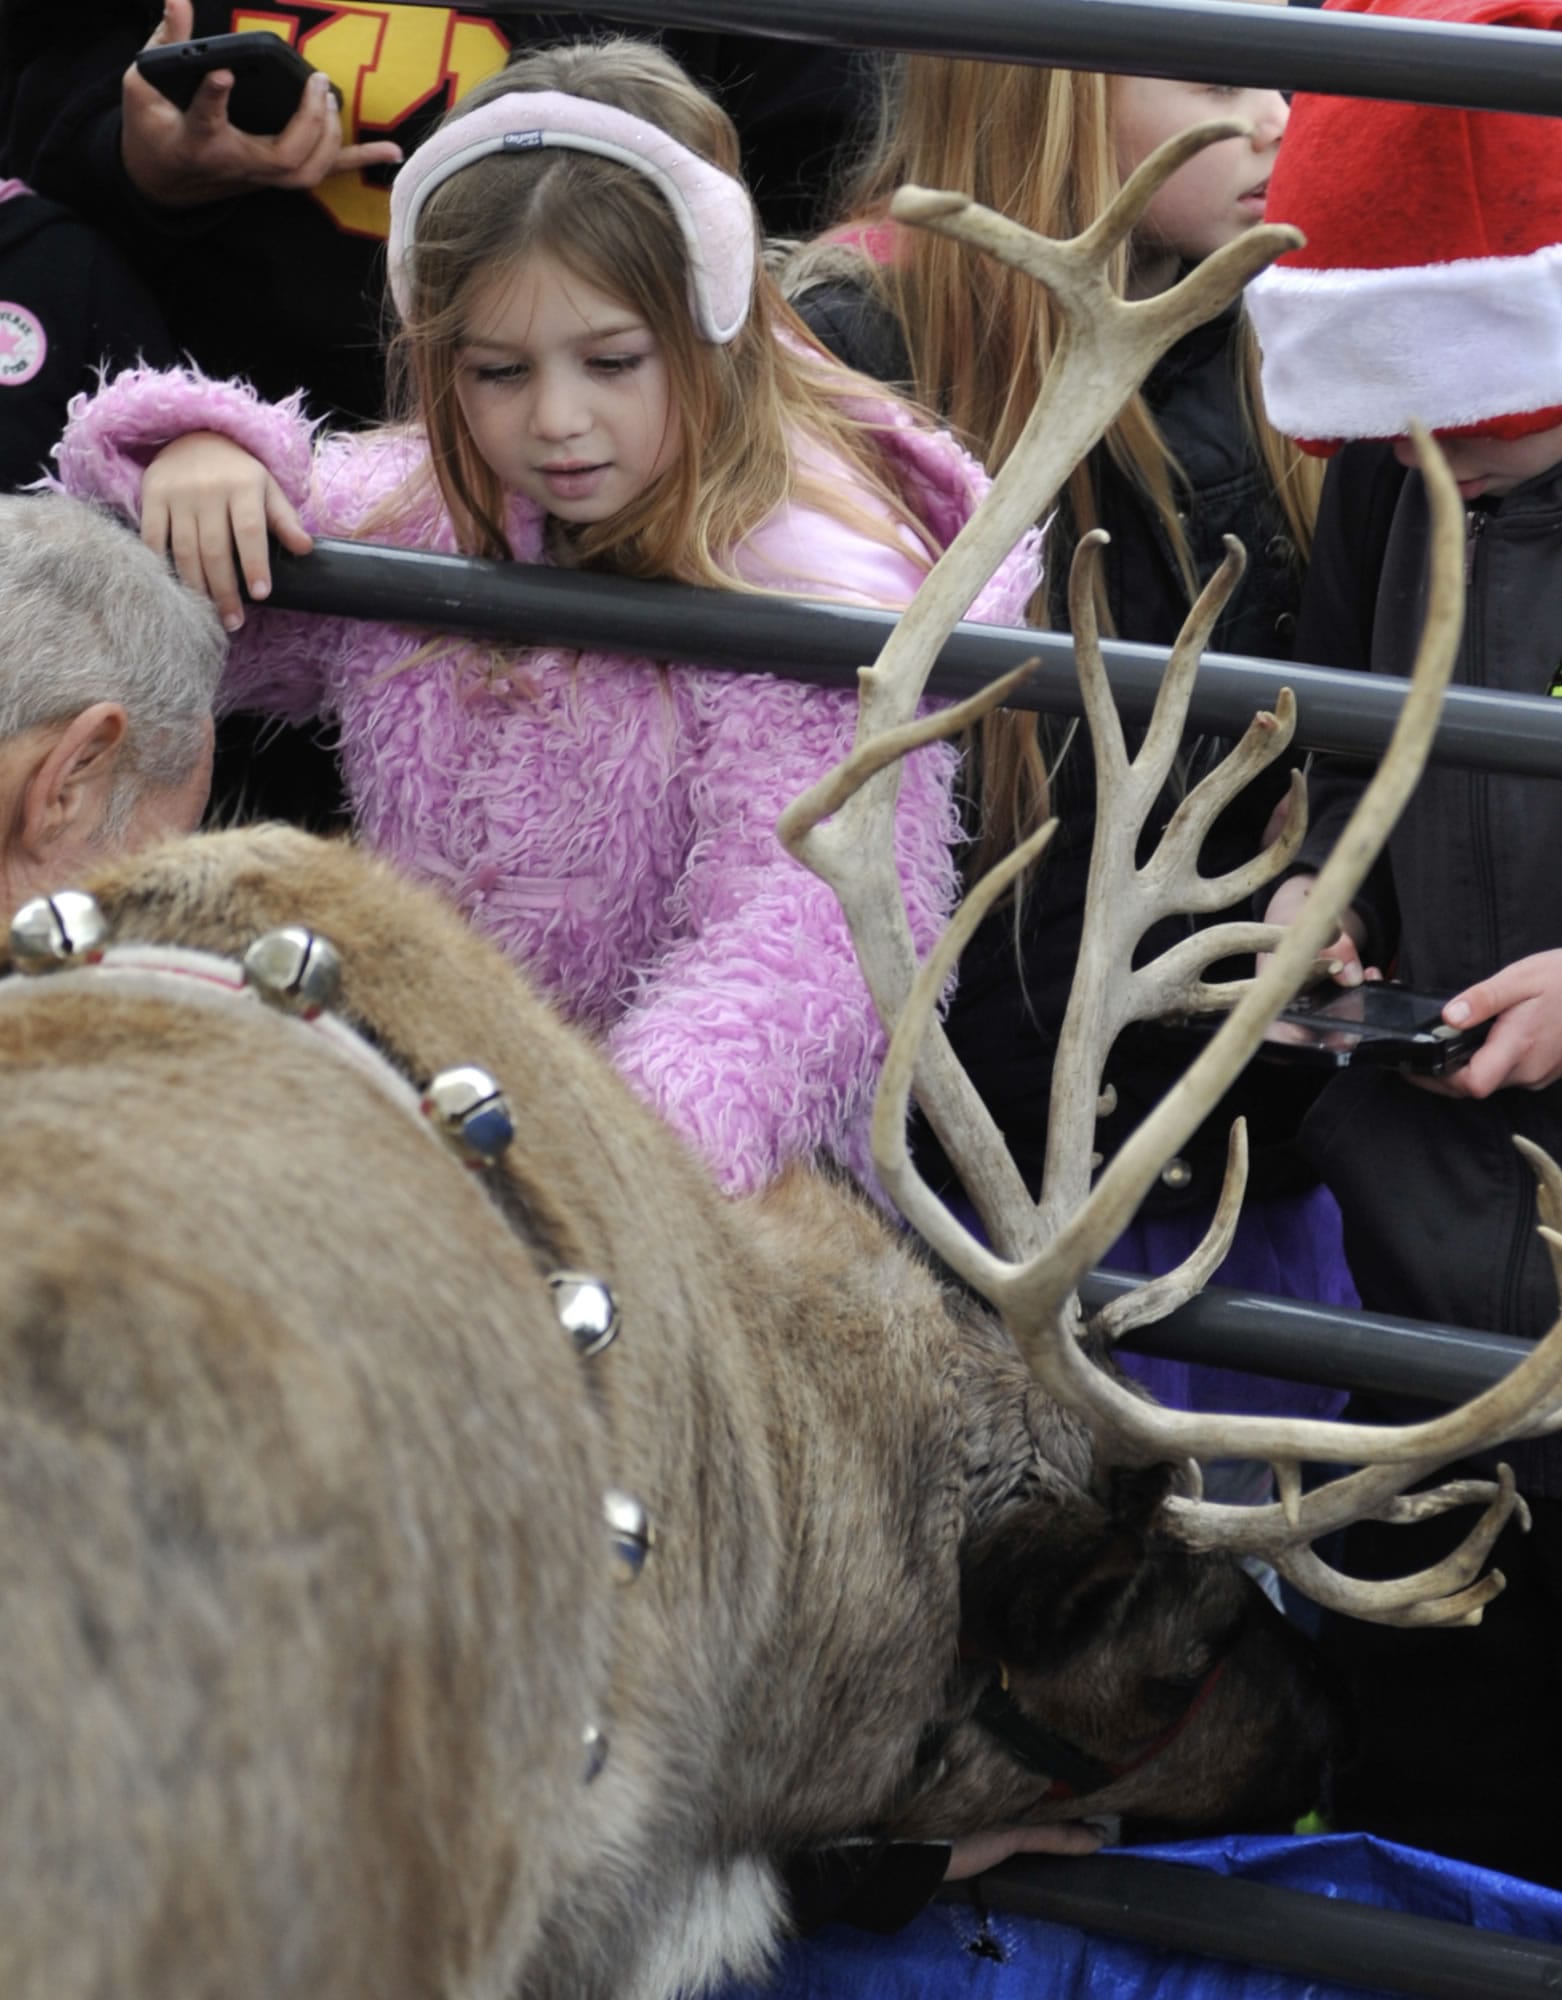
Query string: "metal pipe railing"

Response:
xmin=269 ymin=541 xmax=1562 ymax=777
xmin=1089 ymin=1272 xmax=1531 ymax=1407
xmin=556 ymin=0 xmax=1562 ymax=114
xmin=948 ymin=1853 xmax=1562 ymax=1998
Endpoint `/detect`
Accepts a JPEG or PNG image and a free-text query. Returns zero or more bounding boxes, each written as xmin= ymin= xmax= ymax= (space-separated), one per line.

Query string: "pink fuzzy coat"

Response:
xmin=57 ymin=367 xmax=1040 ymax=1194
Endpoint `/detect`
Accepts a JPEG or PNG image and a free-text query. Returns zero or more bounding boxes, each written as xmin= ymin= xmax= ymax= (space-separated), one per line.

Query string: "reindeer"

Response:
xmin=1 ymin=123 xmax=1559 ymax=2000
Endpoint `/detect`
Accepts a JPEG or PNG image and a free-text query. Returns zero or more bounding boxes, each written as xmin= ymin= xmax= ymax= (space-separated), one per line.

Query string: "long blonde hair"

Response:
xmin=828 ymin=55 xmax=1325 ymax=874
xmin=381 ymin=38 xmax=939 ymax=591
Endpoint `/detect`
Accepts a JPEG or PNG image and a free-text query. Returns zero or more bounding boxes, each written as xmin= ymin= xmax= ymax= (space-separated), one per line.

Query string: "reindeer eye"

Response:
xmin=1148 ymin=1664 xmax=1210 ymax=1711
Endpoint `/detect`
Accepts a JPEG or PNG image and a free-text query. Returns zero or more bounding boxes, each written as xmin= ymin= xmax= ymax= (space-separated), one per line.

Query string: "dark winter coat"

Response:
xmin=0 ymin=181 xmax=172 ymax=489
xmin=1292 ymin=442 xmax=1562 ymax=1493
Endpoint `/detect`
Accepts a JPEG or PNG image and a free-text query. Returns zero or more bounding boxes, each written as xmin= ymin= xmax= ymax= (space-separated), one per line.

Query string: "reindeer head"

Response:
xmin=939 ymin=1472 xmax=1337 ymax=1837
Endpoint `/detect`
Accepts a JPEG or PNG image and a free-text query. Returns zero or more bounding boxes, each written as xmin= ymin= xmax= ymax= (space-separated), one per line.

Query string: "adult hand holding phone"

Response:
xmin=121 ymin=0 xmax=402 ymax=208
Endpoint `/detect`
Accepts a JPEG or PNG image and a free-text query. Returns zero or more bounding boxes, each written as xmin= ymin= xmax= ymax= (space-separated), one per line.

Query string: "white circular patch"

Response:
xmin=0 ymin=302 xmax=46 ymax=386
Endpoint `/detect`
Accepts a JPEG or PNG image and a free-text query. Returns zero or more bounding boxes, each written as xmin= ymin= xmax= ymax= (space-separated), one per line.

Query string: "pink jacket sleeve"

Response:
xmin=604 ymin=480 xmax=966 ymax=1197
xmin=53 ymin=365 xmax=345 ymax=726
xmin=54 ymin=364 xmax=316 ymax=520
xmin=604 ymin=668 xmax=963 ymax=1197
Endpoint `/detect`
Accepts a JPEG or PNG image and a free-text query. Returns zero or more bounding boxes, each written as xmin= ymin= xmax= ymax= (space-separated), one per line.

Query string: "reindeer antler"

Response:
xmin=780 ymin=120 xmax=1301 ymax=1252
xmin=782 ymin=124 xmax=1562 ymax=1628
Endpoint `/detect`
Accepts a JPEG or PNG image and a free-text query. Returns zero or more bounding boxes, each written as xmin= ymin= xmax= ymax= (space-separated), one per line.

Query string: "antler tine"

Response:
xmin=868 ymin=801 xmax=1061 ymax=1284
xmin=1520 ymin=1132 xmax=1562 ymax=1233
xmin=1168 ymin=1454 xmax=1516 ymax=1552
xmin=863 ymin=131 xmax=1302 ymax=744
xmin=1137 ymin=538 xmax=1252 ymax=794
xmin=893 ymin=123 xmax=1299 ymax=348
xmin=1147 ymin=692 xmax=1303 ymax=919
xmin=1030 ymin=535 xmax=1278 ymax=1245
xmin=1259 ymin=1467 xmax=1528 ymax=1628
xmin=780 ymin=662 xmax=1049 ymax=1252
xmin=1067 ymin=529 xmax=1128 ymax=779
xmin=1093 ymin=1120 xmax=1250 ymax=1342
xmin=1517 ymin=1135 xmax=1562 ymax=1312
xmin=1274 ymin=1520 xmax=1511 ymax=1629
xmin=1079 ymin=118 xmax=1277 ymax=271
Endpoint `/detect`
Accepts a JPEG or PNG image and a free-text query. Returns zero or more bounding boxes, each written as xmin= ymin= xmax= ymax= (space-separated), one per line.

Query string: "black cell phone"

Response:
xmin=1258 ymin=980 xmax=1490 ymax=1074
xmin=135 ymin=32 xmax=320 ymax=136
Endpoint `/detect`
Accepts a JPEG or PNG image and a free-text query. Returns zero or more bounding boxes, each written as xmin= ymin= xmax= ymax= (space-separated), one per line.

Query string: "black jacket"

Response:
xmin=794 ymin=274 xmax=1318 ymax=1212
xmin=1294 ymin=443 xmax=1562 ymax=1492
xmin=0 ymin=184 xmax=173 ymax=489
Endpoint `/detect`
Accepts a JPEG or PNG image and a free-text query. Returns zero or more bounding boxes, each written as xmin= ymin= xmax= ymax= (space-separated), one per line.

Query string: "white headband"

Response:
xmin=387 ymin=88 xmax=756 ymax=344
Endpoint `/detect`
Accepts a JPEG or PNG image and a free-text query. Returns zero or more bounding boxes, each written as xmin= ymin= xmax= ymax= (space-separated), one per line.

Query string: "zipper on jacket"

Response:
xmin=1464 ymin=506 xmax=1488 ymax=583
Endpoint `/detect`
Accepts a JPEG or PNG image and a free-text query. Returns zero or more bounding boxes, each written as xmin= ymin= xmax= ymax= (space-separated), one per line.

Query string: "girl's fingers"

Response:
xmin=165 ymin=506 xmax=213 ymax=608
xmin=196 ymin=507 xmax=248 ymax=630
xmin=140 ymin=488 xmax=170 ymax=560
xmin=264 ymin=479 xmax=313 ymax=561
xmin=142 ymin=438 xmax=292 ymax=623
xmin=227 ymin=489 xmax=277 ymax=608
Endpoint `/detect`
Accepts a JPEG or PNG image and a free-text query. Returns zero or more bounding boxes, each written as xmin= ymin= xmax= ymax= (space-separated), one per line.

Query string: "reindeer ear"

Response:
xmin=959 ymin=1465 xmax=1183 ymax=1666
xmin=960 ymin=1489 xmax=1150 ymax=1669
xmin=1102 ymin=1462 xmax=1180 ymax=1530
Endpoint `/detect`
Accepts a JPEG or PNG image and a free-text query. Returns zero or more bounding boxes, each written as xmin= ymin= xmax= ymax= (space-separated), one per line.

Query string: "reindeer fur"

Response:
xmin=0 ymin=826 xmax=1334 ymax=2000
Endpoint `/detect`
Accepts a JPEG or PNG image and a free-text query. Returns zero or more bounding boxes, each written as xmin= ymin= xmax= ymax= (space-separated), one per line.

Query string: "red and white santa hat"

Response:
xmin=1248 ymin=0 xmax=1562 ymax=453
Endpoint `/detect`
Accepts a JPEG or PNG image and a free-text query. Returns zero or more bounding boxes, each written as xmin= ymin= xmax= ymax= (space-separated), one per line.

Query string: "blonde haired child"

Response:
xmin=57 ymin=37 xmax=1040 ymax=1197
xmin=798 ymin=52 xmax=1319 ymax=855
xmin=791 ymin=50 xmax=1350 ymax=1435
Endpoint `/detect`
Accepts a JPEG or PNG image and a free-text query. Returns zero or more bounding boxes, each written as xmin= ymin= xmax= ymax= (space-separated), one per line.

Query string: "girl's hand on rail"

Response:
xmin=140 ymin=430 xmax=313 ymax=631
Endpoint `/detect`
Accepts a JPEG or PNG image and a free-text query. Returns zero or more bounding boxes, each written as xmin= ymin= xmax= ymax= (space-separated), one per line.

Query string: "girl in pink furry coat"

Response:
xmin=56 ymin=37 xmax=1040 ymax=1197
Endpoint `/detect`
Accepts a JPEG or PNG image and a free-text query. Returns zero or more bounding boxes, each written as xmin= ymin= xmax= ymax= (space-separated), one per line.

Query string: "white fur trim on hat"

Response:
xmin=387 ymin=89 xmax=756 ymax=343
xmin=1250 ymin=240 xmax=1562 ymax=439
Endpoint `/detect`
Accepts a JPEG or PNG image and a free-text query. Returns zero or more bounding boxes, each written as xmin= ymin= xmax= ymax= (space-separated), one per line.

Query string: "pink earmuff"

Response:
xmin=387 ymin=89 xmax=757 ymax=345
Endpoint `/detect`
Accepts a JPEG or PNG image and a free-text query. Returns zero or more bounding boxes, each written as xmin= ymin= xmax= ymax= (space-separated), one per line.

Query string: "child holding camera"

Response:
xmin=1251 ymin=0 xmax=1562 ymax=1886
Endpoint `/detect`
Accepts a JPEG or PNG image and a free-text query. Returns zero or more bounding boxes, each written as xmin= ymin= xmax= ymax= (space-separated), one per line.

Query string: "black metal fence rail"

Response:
xmin=1085 ymin=1272 xmax=1533 ymax=1407
xmin=271 ymin=542 xmax=1562 ymax=777
xmin=943 ymin=1853 xmax=1562 ymax=1998
xmin=556 ymin=0 xmax=1562 ymax=114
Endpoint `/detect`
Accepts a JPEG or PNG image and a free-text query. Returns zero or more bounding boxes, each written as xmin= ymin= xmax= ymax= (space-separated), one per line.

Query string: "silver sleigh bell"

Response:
xmin=420 ymin=1065 xmax=515 ymax=1167
xmin=549 ymin=1271 xmax=619 ymax=1358
xmin=603 ymin=1488 xmax=655 ymax=1584
xmin=241 ymin=927 xmax=343 ymax=1018
xmin=581 ymin=1722 xmax=609 ymax=1785
xmin=9 ymin=890 xmax=111 ymax=973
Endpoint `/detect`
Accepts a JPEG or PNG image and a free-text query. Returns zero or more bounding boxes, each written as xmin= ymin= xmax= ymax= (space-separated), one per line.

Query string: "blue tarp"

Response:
xmin=716 ymin=1833 xmax=1562 ymax=1999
